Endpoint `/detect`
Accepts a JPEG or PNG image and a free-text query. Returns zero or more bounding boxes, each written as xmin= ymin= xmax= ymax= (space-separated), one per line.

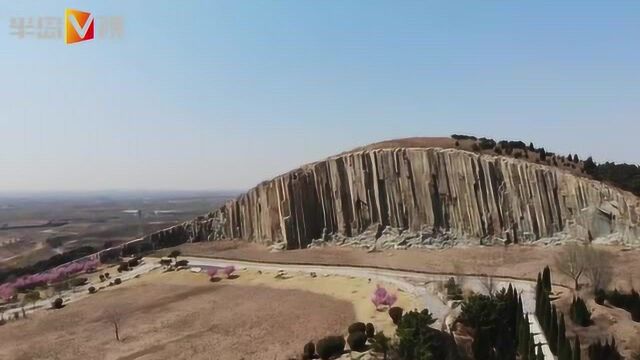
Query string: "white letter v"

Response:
xmin=69 ymin=14 xmax=94 ymax=38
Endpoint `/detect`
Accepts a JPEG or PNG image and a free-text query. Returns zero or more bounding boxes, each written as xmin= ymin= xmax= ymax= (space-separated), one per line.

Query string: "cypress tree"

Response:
xmin=573 ymin=336 xmax=581 ymax=360
xmin=521 ymin=326 xmax=530 ymax=360
xmin=536 ymin=345 xmax=544 ymax=360
xmin=564 ymin=340 xmax=573 ymax=360
xmin=535 ymin=273 xmax=543 ymax=316
xmin=543 ymin=266 xmax=552 ymax=293
xmin=550 ymin=305 xmax=559 ymax=354
xmin=558 ymin=313 xmax=567 ymax=358
xmin=528 ymin=334 xmax=536 ymax=360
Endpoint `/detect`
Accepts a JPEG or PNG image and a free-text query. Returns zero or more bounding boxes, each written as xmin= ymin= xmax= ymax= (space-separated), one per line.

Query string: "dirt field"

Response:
xmin=0 ymin=270 xmax=363 ymax=360
xmin=169 ymin=241 xmax=640 ymax=291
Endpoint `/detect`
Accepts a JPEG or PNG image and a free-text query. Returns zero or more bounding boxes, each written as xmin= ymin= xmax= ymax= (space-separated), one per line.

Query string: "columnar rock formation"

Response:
xmin=128 ymin=147 xmax=640 ymax=252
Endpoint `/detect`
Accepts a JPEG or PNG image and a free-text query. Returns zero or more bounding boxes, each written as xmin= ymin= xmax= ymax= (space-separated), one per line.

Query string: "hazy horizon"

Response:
xmin=2 ymin=1 xmax=639 ymax=192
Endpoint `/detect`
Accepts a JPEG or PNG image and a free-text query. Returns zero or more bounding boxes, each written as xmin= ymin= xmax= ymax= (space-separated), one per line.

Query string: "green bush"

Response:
xmin=389 ymin=306 xmax=404 ymax=325
xmin=51 ymin=297 xmax=64 ymax=309
xmin=595 ymin=289 xmax=606 ymax=305
xmin=175 ymin=260 xmax=189 ymax=267
xmin=52 ymin=281 xmax=70 ymax=292
xmin=348 ymin=322 xmax=366 ymax=334
xmin=69 ymin=277 xmax=88 ymax=287
xmin=371 ymin=331 xmax=391 ymax=358
xmin=114 ymin=278 xmax=122 ymax=285
xmin=478 ymin=138 xmax=496 ymax=150
xmin=365 ymin=322 xmax=375 ymax=338
xmin=588 ymin=338 xmax=622 ymax=360
xmin=603 ymin=289 xmax=640 ymax=322
xmin=347 ymin=331 xmax=368 ymax=352
xmin=302 ymin=341 xmax=315 ymax=360
xmin=316 ymin=336 xmax=345 ymax=360
xmin=444 ymin=277 xmax=463 ymax=300
xmin=127 ymin=258 xmax=140 ymax=267
xmin=88 ymin=286 xmax=97 ymax=294
xmin=396 ymin=309 xmax=450 ymax=359
xmin=117 ymin=263 xmax=129 ymax=272
xmin=570 ymin=296 xmax=592 ymax=327
xmin=451 ymin=134 xmax=477 ymax=141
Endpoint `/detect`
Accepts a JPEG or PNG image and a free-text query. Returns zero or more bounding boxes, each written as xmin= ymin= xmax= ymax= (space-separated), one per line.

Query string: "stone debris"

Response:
xmin=274 ymin=270 xmax=292 ymax=280
xmin=189 ymin=267 xmax=202 ymax=273
xmin=270 ymin=241 xmax=287 ymax=252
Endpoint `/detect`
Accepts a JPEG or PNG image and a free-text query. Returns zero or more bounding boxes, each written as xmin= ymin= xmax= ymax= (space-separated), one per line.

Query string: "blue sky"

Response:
xmin=1 ymin=1 xmax=639 ymax=191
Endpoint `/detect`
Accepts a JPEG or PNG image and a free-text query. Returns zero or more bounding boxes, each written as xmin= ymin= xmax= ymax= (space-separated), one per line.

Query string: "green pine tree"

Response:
xmin=543 ymin=266 xmax=552 ymax=293
xmin=550 ymin=305 xmax=559 ymax=354
xmin=558 ymin=313 xmax=567 ymax=358
xmin=535 ymin=273 xmax=543 ymax=316
xmin=528 ymin=334 xmax=536 ymax=360
xmin=573 ymin=336 xmax=581 ymax=360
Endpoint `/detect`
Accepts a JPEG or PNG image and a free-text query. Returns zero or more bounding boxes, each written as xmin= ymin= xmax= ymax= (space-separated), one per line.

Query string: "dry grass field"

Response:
xmin=0 ymin=267 xmax=420 ymax=360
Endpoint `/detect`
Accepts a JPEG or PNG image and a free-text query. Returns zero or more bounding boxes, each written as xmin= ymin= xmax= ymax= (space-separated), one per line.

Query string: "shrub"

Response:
xmin=570 ymin=296 xmax=592 ymax=327
xmin=169 ymin=250 xmax=181 ymax=259
xmin=365 ymin=322 xmax=375 ymax=338
xmin=127 ymin=258 xmax=139 ymax=267
xmin=99 ymin=274 xmax=105 ymax=282
xmin=117 ymin=263 xmax=129 ymax=272
xmin=451 ymin=134 xmax=477 ymax=141
xmin=316 ymin=335 xmax=345 ymax=360
xmin=396 ymin=309 xmax=446 ymax=359
xmin=472 ymin=143 xmax=481 ymax=151
xmin=604 ymin=289 xmax=640 ymax=322
xmin=389 ymin=306 xmax=404 ymax=325
xmin=88 ymin=286 xmax=96 ymax=294
xmin=588 ymin=338 xmax=622 ymax=360
xmin=478 ymin=137 xmax=496 ymax=150
xmin=207 ymin=267 xmax=219 ymax=279
xmin=69 ymin=277 xmax=88 ymax=287
xmin=222 ymin=265 xmax=235 ymax=278
xmin=114 ymin=278 xmax=122 ymax=285
xmin=595 ymin=289 xmax=606 ymax=305
xmin=371 ymin=331 xmax=391 ymax=358
xmin=347 ymin=331 xmax=368 ymax=352
xmin=302 ymin=341 xmax=315 ymax=360
xmin=444 ymin=277 xmax=463 ymax=300
xmin=160 ymin=258 xmax=172 ymax=266
xmin=494 ymin=147 xmax=503 ymax=155
xmin=371 ymin=285 xmax=397 ymax=309
xmin=175 ymin=260 xmax=189 ymax=267
xmin=348 ymin=322 xmax=366 ymax=334
xmin=104 ymin=272 xmax=110 ymax=279
xmin=52 ymin=297 xmax=64 ymax=309
xmin=52 ymin=281 xmax=70 ymax=292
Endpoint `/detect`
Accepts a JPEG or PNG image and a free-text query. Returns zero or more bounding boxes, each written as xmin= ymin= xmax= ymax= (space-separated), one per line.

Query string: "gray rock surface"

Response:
xmin=121 ymin=147 xmax=640 ymax=251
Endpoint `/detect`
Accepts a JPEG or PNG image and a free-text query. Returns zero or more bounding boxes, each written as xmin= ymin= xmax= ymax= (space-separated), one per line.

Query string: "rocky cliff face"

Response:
xmin=133 ymin=147 xmax=640 ymax=251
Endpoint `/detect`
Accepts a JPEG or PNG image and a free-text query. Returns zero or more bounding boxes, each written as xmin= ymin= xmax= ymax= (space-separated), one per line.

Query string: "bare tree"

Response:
xmin=104 ymin=308 xmax=124 ymax=341
xmin=555 ymin=242 xmax=586 ymax=290
xmin=583 ymin=246 xmax=613 ymax=291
